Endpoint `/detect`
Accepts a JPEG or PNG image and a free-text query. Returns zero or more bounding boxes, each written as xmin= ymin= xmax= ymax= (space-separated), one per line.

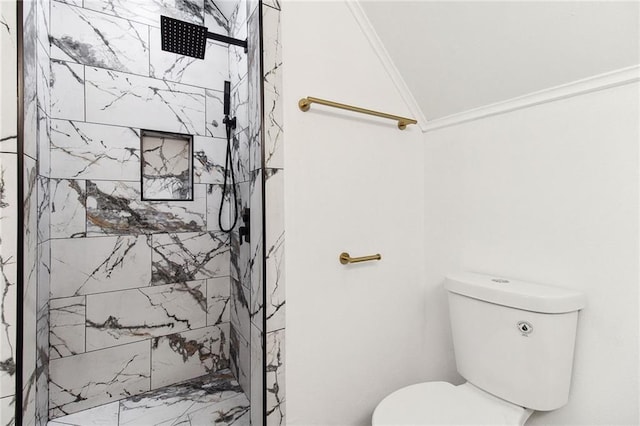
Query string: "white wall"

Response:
xmin=281 ymin=1 xmax=434 ymax=424
xmin=281 ymin=2 xmax=638 ymax=425
xmin=423 ymin=82 xmax=639 ymax=425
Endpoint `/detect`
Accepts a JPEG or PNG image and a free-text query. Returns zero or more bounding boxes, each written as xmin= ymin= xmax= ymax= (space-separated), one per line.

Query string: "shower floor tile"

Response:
xmin=47 ymin=369 xmax=250 ymax=426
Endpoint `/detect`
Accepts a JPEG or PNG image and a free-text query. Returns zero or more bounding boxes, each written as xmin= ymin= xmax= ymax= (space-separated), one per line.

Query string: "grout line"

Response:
xmin=147 ymin=25 xmax=151 ymax=78
xmin=83 ymin=295 xmax=87 ymax=353
xmin=51 ymin=55 xmax=228 ymax=92
xmin=49 ymin=277 xmax=228 ymax=300
xmin=51 ymin=321 xmax=232 ymax=361
xmin=148 ymin=338 xmax=152 ymax=392
xmin=82 ymin=65 xmax=86 ymax=122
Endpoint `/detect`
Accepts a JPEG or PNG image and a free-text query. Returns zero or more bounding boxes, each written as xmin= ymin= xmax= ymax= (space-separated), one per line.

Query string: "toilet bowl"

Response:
xmin=372 ymin=382 xmax=533 ymax=426
xmin=372 ymin=272 xmax=585 ymax=426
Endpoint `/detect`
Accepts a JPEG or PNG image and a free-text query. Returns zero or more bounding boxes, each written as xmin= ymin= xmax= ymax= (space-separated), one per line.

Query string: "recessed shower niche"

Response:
xmin=141 ymin=130 xmax=194 ymax=201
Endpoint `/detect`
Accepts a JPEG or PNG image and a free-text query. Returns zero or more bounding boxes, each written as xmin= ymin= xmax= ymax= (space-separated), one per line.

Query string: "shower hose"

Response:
xmin=218 ymin=116 xmax=239 ymax=233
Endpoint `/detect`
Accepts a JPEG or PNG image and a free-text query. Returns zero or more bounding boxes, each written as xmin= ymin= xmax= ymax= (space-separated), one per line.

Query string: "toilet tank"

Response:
xmin=445 ymin=272 xmax=586 ymax=411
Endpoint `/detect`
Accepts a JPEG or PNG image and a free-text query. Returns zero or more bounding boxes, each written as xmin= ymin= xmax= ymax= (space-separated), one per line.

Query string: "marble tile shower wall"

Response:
xmin=44 ymin=0 xmax=250 ymax=418
xmin=226 ymin=1 xmax=269 ymax=425
xmin=23 ymin=0 xmax=52 ymax=424
xmin=228 ymin=0 xmax=251 ymax=402
xmin=246 ymin=3 xmax=265 ymax=425
xmin=0 ymin=2 xmax=19 ymax=425
xmin=262 ymin=2 xmax=285 ymax=425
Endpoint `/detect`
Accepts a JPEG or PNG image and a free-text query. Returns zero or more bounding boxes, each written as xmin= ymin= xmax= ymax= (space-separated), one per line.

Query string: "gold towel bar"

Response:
xmin=299 ymin=96 xmax=417 ymax=130
xmin=339 ymin=252 xmax=382 ymax=265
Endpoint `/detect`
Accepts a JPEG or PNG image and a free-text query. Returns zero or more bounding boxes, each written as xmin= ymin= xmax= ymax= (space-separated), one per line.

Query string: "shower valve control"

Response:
xmin=239 ymin=208 xmax=250 ymax=244
xmin=223 ymin=116 xmax=237 ymax=130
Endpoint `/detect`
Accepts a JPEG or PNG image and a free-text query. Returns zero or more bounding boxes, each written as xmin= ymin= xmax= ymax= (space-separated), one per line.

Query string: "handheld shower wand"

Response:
xmin=219 ymin=81 xmax=238 ymax=233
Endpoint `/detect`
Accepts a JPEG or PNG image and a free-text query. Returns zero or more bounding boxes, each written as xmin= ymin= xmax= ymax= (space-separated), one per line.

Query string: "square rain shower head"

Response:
xmin=161 ymin=15 xmax=207 ymax=59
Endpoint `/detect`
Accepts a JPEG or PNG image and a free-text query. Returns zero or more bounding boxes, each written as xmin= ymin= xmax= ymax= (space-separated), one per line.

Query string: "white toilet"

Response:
xmin=372 ymin=271 xmax=586 ymax=425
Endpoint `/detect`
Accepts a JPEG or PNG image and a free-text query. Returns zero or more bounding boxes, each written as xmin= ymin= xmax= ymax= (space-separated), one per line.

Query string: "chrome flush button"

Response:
xmin=517 ymin=321 xmax=533 ymax=336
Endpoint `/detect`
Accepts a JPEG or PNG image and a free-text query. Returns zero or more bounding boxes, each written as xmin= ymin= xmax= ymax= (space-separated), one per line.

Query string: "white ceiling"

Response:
xmin=360 ymin=1 xmax=640 ymax=120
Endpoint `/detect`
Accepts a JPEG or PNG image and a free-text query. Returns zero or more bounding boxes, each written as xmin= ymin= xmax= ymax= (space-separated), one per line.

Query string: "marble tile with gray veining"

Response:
xmin=229 ymin=180 xmax=249 ymax=283
xmin=247 ymin=0 xmax=259 ymax=18
xmin=38 ymin=112 xmax=51 ymax=177
xmin=49 ymin=296 xmax=85 ymax=360
xmin=230 ymin=278 xmax=250 ymax=344
xmin=0 ymin=156 xmax=18 ymax=400
xmin=266 ymin=329 xmax=285 ymax=426
xmin=84 ymin=0 xmax=205 ymax=27
xmin=53 ymin=0 xmax=83 ymax=6
xmin=37 ymin=238 xmax=51 ymax=316
xmin=228 ymin=0 xmax=247 ymax=88
xmin=86 ymin=181 xmax=206 ymax=235
xmin=118 ymin=369 xmax=245 ymax=425
xmin=262 ymin=4 xmax=283 ymax=169
xmin=49 ymin=340 xmax=150 ymax=418
xmin=247 ymin=7 xmax=262 ymax=172
xmin=36 ymin=43 xmax=51 ymax=177
xmin=85 ymin=67 xmax=206 ymax=136
xmin=229 ymin=324 xmax=249 ymax=397
xmin=0 ymin=0 xmax=18 ymax=153
xmin=232 ymin=76 xmax=249 ymax=132
xmin=230 ymin=44 xmax=248 ymax=92
xmin=205 ymin=89 xmax=225 ymax=139
xmin=151 ymin=231 xmax=230 ymax=285
xmin=263 ymin=0 xmax=281 ymax=11
xmin=233 ymin=128 xmax=250 ymax=184
xmin=50 ymin=60 xmax=85 ymax=122
xmin=36 ymin=40 xmax=50 ymax=113
xmin=207 ymin=277 xmax=230 ymax=327
xmin=86 ymin=281 xmax=207 ymax=351
xmin=50 ymin=1 xmax=149 ymax=75
xmin=50 ymin=179 xmax=86 ymax=239
xmin=35 ymin=301 xmax=50 ymax=425
xmin=194 ymin=136 xmax=227 ymax=184
xmin=23 ymin=1 xmax=38 ymax=161
xmin=23 ymin=158 xmax=39 ymax=426
xmin=177 ymin=392 xmax=250 ymax=425
xmin=206 ymin=183 xmax=233 ymax=232
xmin=249 ymin=170 xmax=263 ymax=329
xmin=47 ymin=369 xmax=250 ymax=425
xmin=36 ymin=41 xmax=51 ymax=125
xmin=265 ymin=169 xmax=284 ymax=331
xmin=50 ymin=120 xmax=140 ymax=181
xmin=50 ymin=235 xmax=152 ymax=298
xmin=205 ymin=0 xmax=231 ymax=34
xmin=0 ymin=396 xmax=15 ymax=426
xmin=47 ymin=401 xmax=120 ymax=425
xmin=36 ymin=0 xmax=50 ymax=53
xmin=229 ymin=0 xmax=247 ymax=40
xmin=250 ymin=323 xmax=263 ymax=426
xmin=37 ymin=176 xmax=50 ymax=243
xmin=151 ymin=323 xmax=230 ymax=389
xmin=150 ymin=27 xmax=229 ymax=90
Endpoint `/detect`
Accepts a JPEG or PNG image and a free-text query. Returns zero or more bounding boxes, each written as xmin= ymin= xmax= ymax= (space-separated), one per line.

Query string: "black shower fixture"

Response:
xmin=161 ymin=15 xmax=248 ymax=59
xmin=219 ymin=80 xmax=240 ymax=235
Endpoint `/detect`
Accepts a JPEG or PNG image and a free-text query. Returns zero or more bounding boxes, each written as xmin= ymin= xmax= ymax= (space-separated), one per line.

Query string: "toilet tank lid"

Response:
xmin=445 ymin=272 xmax=586 ymax=313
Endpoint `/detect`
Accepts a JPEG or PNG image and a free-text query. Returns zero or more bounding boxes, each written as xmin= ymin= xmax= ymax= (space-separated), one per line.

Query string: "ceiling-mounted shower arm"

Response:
xmin=206 ymin=31 xmax=247 ymax=51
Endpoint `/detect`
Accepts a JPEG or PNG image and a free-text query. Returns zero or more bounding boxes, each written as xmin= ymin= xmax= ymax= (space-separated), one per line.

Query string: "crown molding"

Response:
xmin=422 ymin=65 xmax=640 ymax=133
xmin=346 ymin=0 xmax=429 ymax=133
xmin=347 ymin=0 xmax=639 ymax=135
